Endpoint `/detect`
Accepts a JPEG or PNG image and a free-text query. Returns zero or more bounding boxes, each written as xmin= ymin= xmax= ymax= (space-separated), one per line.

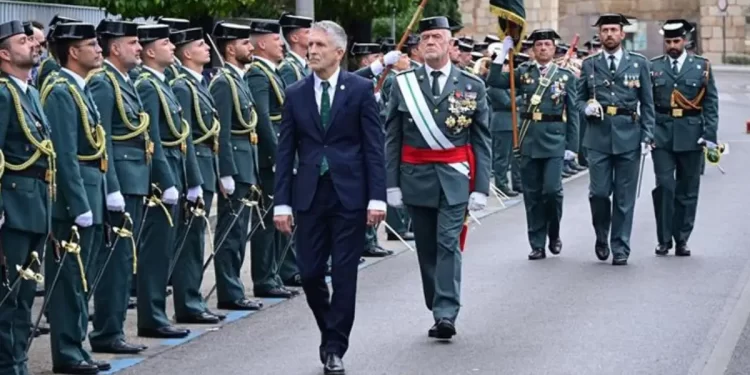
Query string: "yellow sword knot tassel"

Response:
xmin=113 ymin=213 xmax=136 ymax=274
xmin=61 ymin=226 xmax=86 ymax=292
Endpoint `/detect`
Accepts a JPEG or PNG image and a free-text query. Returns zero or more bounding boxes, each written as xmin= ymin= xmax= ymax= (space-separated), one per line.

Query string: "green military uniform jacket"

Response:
xmin=487 ymin=87 xmax=521 ymax=132
xmin=245 ymin=58 xmax=285 ymax=169
xmin=87 ymin=62 xmax=153 ymax=197
xmin=135 ymin=68 xmax=203 ymax=193
xmin=172 ymin=66 xmax=220 ymax=192
xmin=164 ymin=59 xmax=182 ymax=83
xmin=209 ymin=63 xmax=259 ymax=184
xmin=486 ymin=62 xmax=580 ymax=157
xmin=574 ymin=50 xmax=655 ymax=154
xmin=649 ymin=53 xmax=718 ymax=151
xmin=0 ymin=74 xmax=53 ymax=234
xmin=42 ymin=70 xmax=106 ymax=224
xmin=278 ymin=52 xmax=308 ymax=86
xmin=36 ymin=56 xmax=60 ymax=89
xmin=128 ymin=65 xmax=142 ymax=82
xmin=385 ymin=65 xmax=492 ymax=207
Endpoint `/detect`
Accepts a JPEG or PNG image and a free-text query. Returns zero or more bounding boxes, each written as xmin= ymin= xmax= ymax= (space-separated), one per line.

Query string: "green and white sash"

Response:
xmin=515 ymin=64 xmax=558 ymax=156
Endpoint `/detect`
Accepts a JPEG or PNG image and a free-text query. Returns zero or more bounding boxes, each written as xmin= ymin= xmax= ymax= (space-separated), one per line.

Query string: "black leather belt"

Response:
xmin=603 ymin=106 xmax=636 ymax=117
xmin=655 ymin=106 xmax=701 ymax=118
xmin=4 ymin=166 xmax=50 ymax=183
xmin=520 ymin=113 xmax=563 ymax=122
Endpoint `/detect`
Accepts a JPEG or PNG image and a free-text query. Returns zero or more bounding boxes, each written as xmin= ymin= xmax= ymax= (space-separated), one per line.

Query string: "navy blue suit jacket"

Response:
xmin=274 ymin=69 xmax=386 ymax=212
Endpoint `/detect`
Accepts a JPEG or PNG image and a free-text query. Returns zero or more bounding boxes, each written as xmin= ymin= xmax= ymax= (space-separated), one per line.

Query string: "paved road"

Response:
xmin=26 ymin=70 xmax=750 ymax=375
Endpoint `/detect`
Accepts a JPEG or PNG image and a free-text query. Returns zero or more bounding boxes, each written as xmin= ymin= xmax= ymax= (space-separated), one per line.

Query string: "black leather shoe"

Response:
xmin=612 ymin=257 xmax=628 ymax=266
xmin=90 ymin=360 xmax=111 ymax=371
xmin=595 ymin=242 xmax=610 ymax=261
xmin=92 ymin=339 xmax=147 ymax=354
xmin=127 ymin=297 xmax=136 ymax=310
xmin=562 ymin=170 xmax=572 ymax=178
xmin=499 ymin=187 xmax=519 ymax=197
xmin=528 ymin=248 xmax=546 ymax=260
xmin=573 ymin=163 xmax=588 ymax=171
xmin=675 ymin=243 xmax=691 ymax=257
xmin=362 ymin=246 xmax=394 ymax=257
xmin=428 ymin=318 xmax=456 ymax=340
xmin=137 ymin=325 xmax=190 ymax=339
xmin=655 ymin=243 xmax=672 ymax=256
xmin=52 ymin=361 xmax=99 ymax=375
xmin=548 ymin=238 xmax=562 ymax=255
xmin=324 ymin=353 xmax=345 ymax=374
xmin=217 ymin=298 xmax=263 ymax=310
xmin=206 ymin=309 xmax=226 ymax=321
xmin=175 ymin=311 xmax=221 ymax=324
xmin=563 ymin=165 xmax=577 ymax=175
xmin=283 ymin=274 xmax=303 ymax=287
xmin=255 ymin=287 xmax=298 ymax=299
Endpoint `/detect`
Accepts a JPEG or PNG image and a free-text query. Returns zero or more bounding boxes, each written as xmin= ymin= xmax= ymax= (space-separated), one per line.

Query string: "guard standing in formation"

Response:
xmin=0 ymin=20 xmax=53 ymax=375
xmin=169 ymin=27 xmax=226 ymax=323
xmin=487 ymin=29 xmax=580 ymax=260
xmin=36 ymin=16 xmax=79 ymax=90
xmin=134 ymin=23 xmax=201 ymax=338
xmin=487 ymin=56 xmax=522 ymax=198
xmin=86 ymin=19 xmax=149 ymax=355
xmin=158 ymin=17 xmax=190 ymax=81
xmin=41 ymin=21 xmax=110 ymax=374
xmin=245 ymin=19 xmax=297 ymax=299
xmin=576 ymin=14 xmax=654 ymax=266
xmin=650 ymin=19 xmax=718 ymax=256
xmin=385 ymin=16 xmax=491 ymax=340
xmin=208 ymin=21 xmax=263 ymax=310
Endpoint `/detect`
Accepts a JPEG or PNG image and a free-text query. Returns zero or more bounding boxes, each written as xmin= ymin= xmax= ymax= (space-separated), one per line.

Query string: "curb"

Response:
xmin=101 ymin=168 xmax=591 ymax=374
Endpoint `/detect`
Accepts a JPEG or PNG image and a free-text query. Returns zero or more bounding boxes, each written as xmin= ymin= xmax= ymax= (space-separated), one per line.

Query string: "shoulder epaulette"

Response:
xmin=134 ymin=72 xmax=154 ymax=88
xmin=583 ymin=51 xmax=602 ymax=61
xmin=628 ymin=51 xmax=647 ymax=60
xmin=691 ymin=54 xmax=708 ymax=61
xmin=459 ymin=69 xmax=483 ymax=84
xmin=85 ymin=67 xmax=106 ymax=82
xmin=395 ymin=68 xmax=415 ymax=76
xmin=169 ymin=74 xmax=188 ymax=86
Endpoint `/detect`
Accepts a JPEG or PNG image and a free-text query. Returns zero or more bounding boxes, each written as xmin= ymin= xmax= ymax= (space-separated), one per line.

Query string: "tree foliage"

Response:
xmin=83 ymin=0 xmax=276 ymax=20
xmin=372 ymin=0 xmax=459 ymax=41
xmin=315 ymin=0 xmax=413 ymax=23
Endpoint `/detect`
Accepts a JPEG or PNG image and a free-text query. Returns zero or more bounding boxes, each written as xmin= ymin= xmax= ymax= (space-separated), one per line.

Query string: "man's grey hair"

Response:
xmin=311 ymin=21 xmax=348 ymax=52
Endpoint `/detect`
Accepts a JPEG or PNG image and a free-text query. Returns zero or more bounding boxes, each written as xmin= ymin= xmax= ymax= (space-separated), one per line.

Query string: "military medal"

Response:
xmin=530 ymin=94 xmax=542 ymax=105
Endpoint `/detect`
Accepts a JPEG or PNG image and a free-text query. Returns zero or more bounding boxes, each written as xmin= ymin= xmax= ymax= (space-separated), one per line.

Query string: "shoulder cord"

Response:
xmin=208 ymin=69 xmax=258 ymax=140
xmin=170 ymin=75 xmax=220 ymax=150
xmin=134 ymin=73 xmax=189 ymax=148
xmin=251 ymin=61 xmax=284 ymax=122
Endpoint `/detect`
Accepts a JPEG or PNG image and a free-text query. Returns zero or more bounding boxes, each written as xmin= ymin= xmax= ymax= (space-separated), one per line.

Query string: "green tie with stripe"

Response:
xmin=320 ymin=80 xmax=331 ymax=175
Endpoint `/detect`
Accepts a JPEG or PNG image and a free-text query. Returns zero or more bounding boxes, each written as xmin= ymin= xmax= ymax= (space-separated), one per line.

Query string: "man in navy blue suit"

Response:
xmin=273 ymin=20 xmax=386 ymax=375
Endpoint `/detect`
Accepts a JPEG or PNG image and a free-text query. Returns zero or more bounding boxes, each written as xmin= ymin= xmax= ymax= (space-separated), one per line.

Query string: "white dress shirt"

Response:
xmin=423 ymin=61 xmax=453 ymax=94
xmin=141 ymin=65 xmax=166 ymax=82
xmin=104 ymin=59 xmax=130 ymax=82
xmin=273 ymin=67 xmax=387 ymax=216
xmin=288 ymin=50 xmax=306 ymax=69
xmin=253 ymin=55 xmax=278 ymax=71
xmin=10 ymin=75 xmax=28 ymax=93
xmin=61 ymin=68 xmax=87 ymax=91
xmin=670 ymin=50 xmax=687 ymax=73
xmin=227 ymin=62 xmax=245 ymax=77
xmin=185 ymin=67 xmax=204 ymax=83
xmin=603 ymin=48 xmax=623 ymax=70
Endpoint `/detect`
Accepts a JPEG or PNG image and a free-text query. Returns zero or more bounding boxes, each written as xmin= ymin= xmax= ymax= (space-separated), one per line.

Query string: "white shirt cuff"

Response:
xmin=367 ymin=200 xmax=387 ymax=211
xmin=274 ymin=205 xmax=293 ymax=216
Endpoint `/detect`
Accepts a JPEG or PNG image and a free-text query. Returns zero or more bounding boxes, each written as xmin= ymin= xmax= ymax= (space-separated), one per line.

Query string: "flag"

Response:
xmin=489 ymin=0 xmax=526 ymax=50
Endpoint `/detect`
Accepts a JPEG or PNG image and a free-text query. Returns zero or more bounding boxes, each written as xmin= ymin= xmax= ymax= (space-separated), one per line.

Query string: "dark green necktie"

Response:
xmin=608 ymin=55 xmax=616 ymax=74
xmin=430 ymin=71 xmax=441 ymax=97
xmin=672 ymin=60 xmax=679 ymax=75
xmin=320 ymin=81 xmax=331 ymax=175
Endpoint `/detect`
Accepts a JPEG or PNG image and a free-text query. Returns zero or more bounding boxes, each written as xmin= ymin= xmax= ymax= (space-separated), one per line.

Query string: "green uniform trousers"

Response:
xmin=47 ymin=221 xmax=101 ymax=367
xmin=519 ymin=156 xmax=564 ymax=249
xmin=0 ymin=228 xmax=46 ymax=375
xmin=407 ymin=192 xmax=466 ymax=323
xmin=492 ymin=130 xmax=514 ymax=189
xmin=651 ymin=149 xmax=703 ymax=246
xmin=249 ymin=168 xmax=282 ymax=293
xmin=137 ymin=201 xmax=179 ymax=330
xmin=173 ymin=192 xmax=214 ymax=318
xmin=364 ymin=226 xmax=380 ymax=250
xmin=587 ymin=149 xmax=641 ymax=258
xmin=213 ymin=183 xmax=252 ymax=303
xmin=89 ymin=196 xmax=143 ymax=347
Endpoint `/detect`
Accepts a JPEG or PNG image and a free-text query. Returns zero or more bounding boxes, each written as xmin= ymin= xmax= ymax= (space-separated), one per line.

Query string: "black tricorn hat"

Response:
xmin=49 ymin=15 xmax=80 ymax=27
xmin=457 ymin=41 xmax=473 ymax=53
xmin=458 ymin=36 xmax=474 ymax=45
xmin=170 ymin=27 xmax=203 ymax=46
xmin=417 ymin=16 xmax=451 ymax=33
xmin=576 ymin=50 xmax=588 ymax=58
xmin=157 ymin=17 xmax=190 ymax=32
xmin=659 ymin=19 xmax=693 ymax=38
xmin=470 ymin=51 xmax=484 ymax=61
xmin=584 ymin=39 xmax=601 ymax=48
xmin=96 ymin=20 xmax=139 ymax=38
xmin=279 ymin=13 xmax=313 ymax=29
xmin=137 ymin=24 xmax=170 ymax=45
xmin=513 ymin=52 xmax=530 ymax=66
xmin=592 ymin=13 xmax=631 ymax=27
xmin=350 ymin=43 xmax=380 ymax=56
xmin=528 ymin=28 xmax=561 ymax=42
xmin=405 ymin=34 xmax=420 ymax=46
xmin=472 ymin=42 xmax=488 ymax=52
xmin=212 ymin=22 xmax=252 ymax=40
xmin=248 ymin=19 xmax=281 ymax=35
xmin=0 ymin=21 xmax=33 ymax=43
xmin=484 ymin=34 xmax=500 ymax=44
xmin=52 ymin=22 xmax=97 ymax=41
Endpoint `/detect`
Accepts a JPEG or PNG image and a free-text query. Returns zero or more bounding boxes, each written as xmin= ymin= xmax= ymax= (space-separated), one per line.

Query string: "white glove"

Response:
xmin=698 ymin=137 xmax=717 ymax=150
xmin=75 ymin=211 xmax=93 ymax=228
xmin=383 ymin=50 xmax=401 ymax=66
xmin=106 ymin=191 xmax=126 ymax=212
xmin=162 ymin=186 xmax=179 ymax=205
xmin=0 ymin=213 xmax=5 ymax=230
xmin=387 ymin=187 xmax=403 ymax=208
xmin=468 ymin=192 xmax=487 ymax=211
xmin=374 ymin=91 xmax=382 ymax=103
xmin=186 ymin=186 xmax=202 ymax=203
xmin=564 ymin=150 xmax=576 ymax=161
xmin=585 ymin=103 xmax=601 ymax=117
xmin=492 ymin=36 xmax=515 ymax=65
xmin=220 ymin=176 xmax=235 ymax=195
xmin=369 ymin=59 xmax=385 ymax=76
xmin=641 ymin=142 xmax=652 ymax=155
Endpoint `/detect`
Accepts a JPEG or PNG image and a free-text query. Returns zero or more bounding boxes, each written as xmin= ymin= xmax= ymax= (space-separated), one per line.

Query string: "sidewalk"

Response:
xmin=712 ymin=64 xmax=750 ymax=73
xmin=26 ymin=169 xmax=590 ymax=375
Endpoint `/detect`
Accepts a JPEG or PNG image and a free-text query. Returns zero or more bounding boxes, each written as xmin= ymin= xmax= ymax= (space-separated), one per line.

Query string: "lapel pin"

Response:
xmin=467 ymin=83 xmax=473 ymax=90
xmin=419 ymin=75 xmax=424 ymax=80
xmin=340 ymin=85 xmax=345 ymax=90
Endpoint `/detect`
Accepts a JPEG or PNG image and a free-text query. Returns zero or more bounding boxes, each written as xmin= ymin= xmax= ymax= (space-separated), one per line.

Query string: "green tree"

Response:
xmin=372 ymin=0 xmax=459 ymax=41
xmin=81 ymin=0 xmax=285 ymax=19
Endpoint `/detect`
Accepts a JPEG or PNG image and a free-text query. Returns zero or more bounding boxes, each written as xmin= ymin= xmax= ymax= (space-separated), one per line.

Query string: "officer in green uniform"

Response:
xmin=455 ymin=41 xmax=473 ymax=70
xmin=245 ymin=19 xmax=299 ymax=299
xmin=41 ymin=21 xmax=111 ymax=374
xmin=575 ymin=14 xmax=655 ymax=265
xmin=157 ymin=17 xmax=190 ymax=82
xmin=486 ymin=29 xmax=580 ymax=260
xmin=405 ymin=34 xmax=423 ymax=69
xmin=169 ymin=27 xmax=228 ymax=323
xmin=207 ymin=22 xmax=265 ymax=310
xmin=650 ymin=19 xmax=718 ymax=256
xmin=385 ymin=16 xmax=491 ymax=340
xmin=86 ymin=19 xmax=149 ymax=355
xmin=0 ymin=20 xmax=53 ymax=375
xmin=36 ymin=15 xmax=80 ymax=90
xmin=134 ymin=23 xmax=202 ymax=338
xmin=278 ymin=14 xmax=312 ymax=87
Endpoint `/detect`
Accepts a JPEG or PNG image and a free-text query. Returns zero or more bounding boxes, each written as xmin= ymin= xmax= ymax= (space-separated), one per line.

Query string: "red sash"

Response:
xmin=401 ymin=145 xmax=475 ymax=251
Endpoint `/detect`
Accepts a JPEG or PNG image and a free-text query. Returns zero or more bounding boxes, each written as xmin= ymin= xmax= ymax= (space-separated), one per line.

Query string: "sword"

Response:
xmin=202 ymin=191 xmax=258 ymax=274
xmin=166 ymin=198 xmax=206 ymax=282
xmin=0 ymin=252 xmax=43 ymax=307
xmin=382 ymin=221 xmax=415 ymax=252
xmin=87 ymin=213 xmax=134 ymax=302
xmin=636 ymin=152 xmax=646 ymax=198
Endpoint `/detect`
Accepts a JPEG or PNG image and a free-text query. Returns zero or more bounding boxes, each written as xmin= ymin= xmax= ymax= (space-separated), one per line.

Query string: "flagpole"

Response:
xmin=374 ymin=0 xmax=429 ymax=93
